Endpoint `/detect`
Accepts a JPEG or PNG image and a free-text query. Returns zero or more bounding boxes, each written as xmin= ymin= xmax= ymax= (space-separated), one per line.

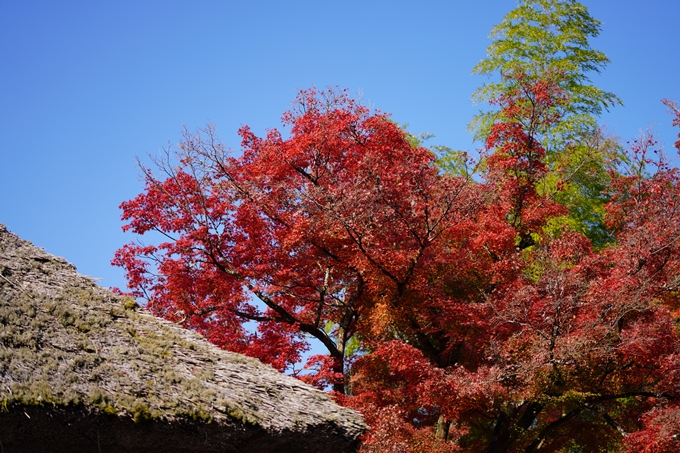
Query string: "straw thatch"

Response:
xmin=0 ymin=224 xmax=366 ymax=452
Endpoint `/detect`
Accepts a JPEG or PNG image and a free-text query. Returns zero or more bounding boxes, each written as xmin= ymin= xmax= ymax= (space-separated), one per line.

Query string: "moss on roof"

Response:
xmin=0 ymin=224 xmax=366 ymax=452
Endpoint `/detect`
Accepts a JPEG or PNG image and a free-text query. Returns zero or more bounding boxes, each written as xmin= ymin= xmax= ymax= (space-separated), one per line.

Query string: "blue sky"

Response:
xmin=1 ymin=0 xmax=679 ymax=293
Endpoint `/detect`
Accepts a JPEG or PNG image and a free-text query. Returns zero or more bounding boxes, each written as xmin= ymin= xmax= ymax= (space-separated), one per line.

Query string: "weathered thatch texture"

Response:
xmin=0 ymin=224 xmax=366 ymax=452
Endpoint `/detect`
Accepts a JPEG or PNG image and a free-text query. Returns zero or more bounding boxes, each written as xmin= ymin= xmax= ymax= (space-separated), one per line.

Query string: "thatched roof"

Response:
xmin=0 ymin=224 xmax=366 ymax=452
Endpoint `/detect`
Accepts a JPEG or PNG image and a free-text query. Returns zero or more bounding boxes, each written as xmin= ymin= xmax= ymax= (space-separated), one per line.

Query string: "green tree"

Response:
xmin=471 ymin=0 xmax=620 ymax=144
xmin=468 ymin=0 xmax=623 ymax=246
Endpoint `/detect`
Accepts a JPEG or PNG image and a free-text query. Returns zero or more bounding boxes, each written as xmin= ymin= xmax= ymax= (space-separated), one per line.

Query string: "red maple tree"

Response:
xmin=114 ymin=82 xmax=680 ymax=451
xmin=113 ymin=87 xmax=481 ymax=392
xmin=343 ymin=80 xmax=680 ymax=451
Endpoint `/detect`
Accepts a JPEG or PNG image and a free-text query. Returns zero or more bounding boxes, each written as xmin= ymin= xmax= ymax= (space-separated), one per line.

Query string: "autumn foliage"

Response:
xmin=113 ymin=88 xmax=480 ymax=392
xmin=114 ymin=78 xmax=680 ymax=452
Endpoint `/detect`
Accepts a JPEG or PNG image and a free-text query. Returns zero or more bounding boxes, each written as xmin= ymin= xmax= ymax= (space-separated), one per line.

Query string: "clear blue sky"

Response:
xmin=1 ymin=1 xmax=679 ymax=292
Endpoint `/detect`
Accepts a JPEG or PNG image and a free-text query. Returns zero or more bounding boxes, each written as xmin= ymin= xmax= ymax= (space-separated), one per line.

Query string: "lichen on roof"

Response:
xmin=0 ymin=223 xmax=366 ymax=452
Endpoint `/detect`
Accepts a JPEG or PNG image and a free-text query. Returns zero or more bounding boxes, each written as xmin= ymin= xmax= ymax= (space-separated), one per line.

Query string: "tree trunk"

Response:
xmin=482 ymin=403 xmax=543 ymax=453
xmin=435 ymin=415 xmax=451 ymax=441
xmin=332 ymin=325 xmax=347 ymax=394
xmin=482 ymin=412 xmax=512 ymax=453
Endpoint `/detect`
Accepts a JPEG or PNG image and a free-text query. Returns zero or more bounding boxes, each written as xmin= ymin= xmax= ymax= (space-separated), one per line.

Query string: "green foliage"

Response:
xmin=344 ymin=335 xmax=362 ymax=357
xmin=463 ymin=0 xmax=624 ymax=246
xmin=540 ymin=128 xmax=624 ymax=247
xmin=470 ymin=0 xmax=621 ymax=145
xmin=434 ymin=145 xmax=478 ymax=178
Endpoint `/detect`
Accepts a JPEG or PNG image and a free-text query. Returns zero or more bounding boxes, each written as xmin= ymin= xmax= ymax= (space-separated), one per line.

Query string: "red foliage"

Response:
xmin=341 ymin=82 xmax=680 ymax=451
xmin=114 ymin=84 xmax=680 ymax=452
xmin=624 ymin=406 xmax=680 ymax=453
xmin=113 ymin=87 xmax=480 ymax=389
